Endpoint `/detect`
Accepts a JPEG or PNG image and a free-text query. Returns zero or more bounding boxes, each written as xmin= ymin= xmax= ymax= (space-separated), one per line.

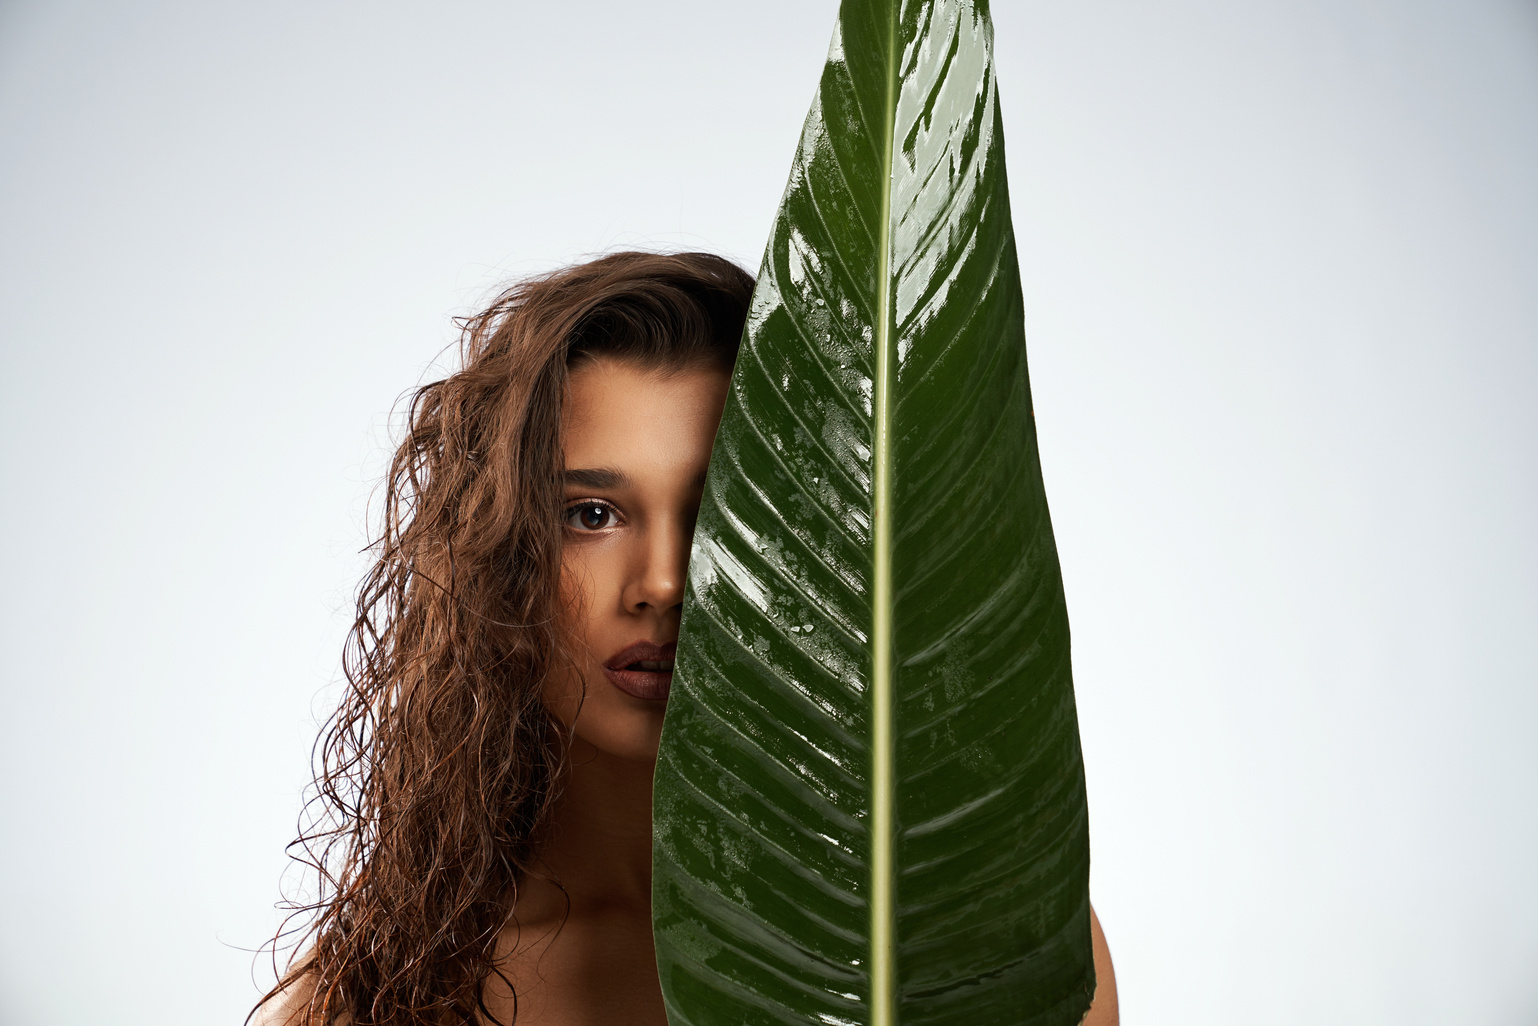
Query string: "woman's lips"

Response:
xmin=602 ymin=640 xmax=677 ymax=702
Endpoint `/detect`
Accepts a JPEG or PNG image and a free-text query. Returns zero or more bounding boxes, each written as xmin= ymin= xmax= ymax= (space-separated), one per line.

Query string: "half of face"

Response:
xmin=547 ymin=356 xmax=731 ymax=763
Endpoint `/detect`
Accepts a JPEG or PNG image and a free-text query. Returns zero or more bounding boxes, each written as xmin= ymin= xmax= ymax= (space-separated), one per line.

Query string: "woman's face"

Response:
xmin=548 ymin=355 xmax=731 ymax=762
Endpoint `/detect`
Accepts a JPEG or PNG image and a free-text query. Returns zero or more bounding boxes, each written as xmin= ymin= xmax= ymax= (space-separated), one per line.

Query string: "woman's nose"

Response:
xmin=623 ymin=519 xmax=689 ymax=613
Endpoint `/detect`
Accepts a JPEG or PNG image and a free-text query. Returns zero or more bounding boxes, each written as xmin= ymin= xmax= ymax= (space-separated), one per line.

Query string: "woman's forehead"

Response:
xmin=562 ymin=358 xmax=729 ymax=482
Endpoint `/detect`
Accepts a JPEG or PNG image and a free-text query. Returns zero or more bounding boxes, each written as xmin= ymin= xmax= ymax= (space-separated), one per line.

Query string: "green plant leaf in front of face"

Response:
xmin=652 ymin=0 xmax=1094 ymax=1023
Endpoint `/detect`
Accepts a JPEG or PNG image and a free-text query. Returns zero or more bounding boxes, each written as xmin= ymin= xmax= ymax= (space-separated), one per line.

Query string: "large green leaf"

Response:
xmin=652 ymin=0 xmax=1093 ymax=1022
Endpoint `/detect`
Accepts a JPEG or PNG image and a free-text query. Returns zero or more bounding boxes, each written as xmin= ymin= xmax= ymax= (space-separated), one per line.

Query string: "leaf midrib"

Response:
xmin=868 ymin=3 xmax=899 ymax=1025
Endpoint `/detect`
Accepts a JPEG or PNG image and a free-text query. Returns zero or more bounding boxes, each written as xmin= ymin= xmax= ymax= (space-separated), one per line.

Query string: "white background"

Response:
xmin=1 ymin=1 xmax=1534 ymax=1023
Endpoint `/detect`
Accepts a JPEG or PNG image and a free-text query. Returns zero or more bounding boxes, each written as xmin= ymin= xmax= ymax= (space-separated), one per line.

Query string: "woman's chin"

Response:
xmin=570 ymin=695 xmax=668 ymax=764
xmin=573 ymin=727 xmax=664 ymax=764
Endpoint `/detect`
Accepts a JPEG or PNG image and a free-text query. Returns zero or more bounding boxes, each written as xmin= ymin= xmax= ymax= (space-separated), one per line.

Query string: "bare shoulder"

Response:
xmin=1085 ymin=905 xmax=1120 ymax=1026
xmin=248 ymin=972 xmax=329 ymax=1026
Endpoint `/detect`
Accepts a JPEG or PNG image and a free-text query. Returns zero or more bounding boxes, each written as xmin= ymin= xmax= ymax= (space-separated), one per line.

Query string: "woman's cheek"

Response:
xmin=548 ymin=552 xmax=596 ymax=729
xmin=540 ymin=664 xmax=584 ymax=730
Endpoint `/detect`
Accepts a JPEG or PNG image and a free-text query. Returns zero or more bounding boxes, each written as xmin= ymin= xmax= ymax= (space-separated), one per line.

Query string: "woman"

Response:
xmin=253 ymin=251 xmax=1117 ymax=1025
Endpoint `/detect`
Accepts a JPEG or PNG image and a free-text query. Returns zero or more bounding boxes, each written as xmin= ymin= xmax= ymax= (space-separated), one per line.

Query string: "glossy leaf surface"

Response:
xmin=652 ymin=1 xmax=1093 ymax=1022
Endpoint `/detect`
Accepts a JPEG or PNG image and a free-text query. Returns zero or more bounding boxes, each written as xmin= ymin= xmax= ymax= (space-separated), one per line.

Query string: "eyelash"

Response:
xmin=564 ymin=499 xmax=621 ymax=532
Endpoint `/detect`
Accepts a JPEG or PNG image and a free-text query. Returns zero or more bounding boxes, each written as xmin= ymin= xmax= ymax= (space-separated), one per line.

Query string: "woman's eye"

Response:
xmin=565 ymin=502 xmax=616 ymax=531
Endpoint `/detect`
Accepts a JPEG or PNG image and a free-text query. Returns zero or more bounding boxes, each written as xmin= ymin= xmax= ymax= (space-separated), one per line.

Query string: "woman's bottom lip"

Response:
xmin=602 ymin=665 xmax=672 ymax=701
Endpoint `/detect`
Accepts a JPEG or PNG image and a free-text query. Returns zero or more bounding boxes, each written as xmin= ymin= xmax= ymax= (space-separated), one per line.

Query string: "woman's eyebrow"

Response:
xmin=562 ymin=467 xmax=630 ymax=490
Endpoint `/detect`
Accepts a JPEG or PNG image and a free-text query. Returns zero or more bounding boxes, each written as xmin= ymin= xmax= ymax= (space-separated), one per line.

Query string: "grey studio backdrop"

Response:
xmin=1 ymin=1 xmax=1535 ymax=1024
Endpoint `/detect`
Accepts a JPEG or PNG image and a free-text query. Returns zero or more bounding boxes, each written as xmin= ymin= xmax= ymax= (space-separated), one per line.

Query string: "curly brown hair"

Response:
xmin=253 ymin=251 xmax=754 ymax=1025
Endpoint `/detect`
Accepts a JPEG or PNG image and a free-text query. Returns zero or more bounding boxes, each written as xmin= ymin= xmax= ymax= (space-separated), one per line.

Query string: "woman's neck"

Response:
xmin=488 ymin=741 xmax=668 ymax=1025
xmin=536 ymin=740 xmax=656 ymax=912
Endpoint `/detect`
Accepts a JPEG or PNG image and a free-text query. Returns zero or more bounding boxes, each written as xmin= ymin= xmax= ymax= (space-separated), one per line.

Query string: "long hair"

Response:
xmin=253 ymin=251 xmax=754 ymax=1025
